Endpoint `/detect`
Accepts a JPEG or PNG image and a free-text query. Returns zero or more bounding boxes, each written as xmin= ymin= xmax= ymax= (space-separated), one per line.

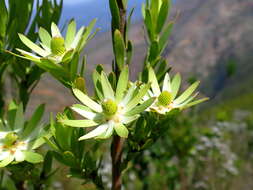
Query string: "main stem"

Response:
xmin=111 ymin=0 xmax=126 ymax=190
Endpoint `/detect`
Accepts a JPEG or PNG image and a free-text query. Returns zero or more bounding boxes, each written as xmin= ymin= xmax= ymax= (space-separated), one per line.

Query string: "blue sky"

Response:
xmin=60 ymin=0 xmax=145 ymax=31
xmin=64 ymin=0 xmax=92 ymax=5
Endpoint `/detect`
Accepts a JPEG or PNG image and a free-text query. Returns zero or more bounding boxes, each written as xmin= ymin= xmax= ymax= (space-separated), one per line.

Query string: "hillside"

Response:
xmin=27 ymin=0 xmax=253 ymax=114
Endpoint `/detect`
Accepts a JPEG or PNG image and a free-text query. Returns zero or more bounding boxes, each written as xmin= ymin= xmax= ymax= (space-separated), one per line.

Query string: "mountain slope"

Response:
xmin=28 ymin=0 xmax=253 ymax=114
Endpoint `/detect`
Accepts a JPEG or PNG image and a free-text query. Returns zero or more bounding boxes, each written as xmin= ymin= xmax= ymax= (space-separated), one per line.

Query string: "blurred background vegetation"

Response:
xmin=1 ymin=0 xmax=253 ymax=189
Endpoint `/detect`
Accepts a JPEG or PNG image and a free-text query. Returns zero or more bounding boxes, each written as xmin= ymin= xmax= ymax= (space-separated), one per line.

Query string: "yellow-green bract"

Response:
xmin=142 ymin=67 xmax=209 ymax=114
xmin=0 ymin=102 xmax=50 ymax=167
xmin=11 ymin=19 xmax=96 ymax=64
xmin=59 ymin=66 xmax=155 ymax=140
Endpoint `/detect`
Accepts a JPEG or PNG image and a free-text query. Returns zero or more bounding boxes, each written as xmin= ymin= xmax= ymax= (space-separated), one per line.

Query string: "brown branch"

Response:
xmin=111 ymin=1 xmax=127 ymax=190
xmin=111 ymin=136 xmax=125 ymax=190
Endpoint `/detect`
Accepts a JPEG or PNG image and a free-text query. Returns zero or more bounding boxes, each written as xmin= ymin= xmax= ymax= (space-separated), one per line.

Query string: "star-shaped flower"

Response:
xmin=11 ymin=19 xmax=96 ymax=64
xmin=59 ymin=66 xmax=155 ymax=140
xmin=0 ymin=103 xmax=48 ymax=167
xmin=143 ymin=67 xmax=208 ymax=114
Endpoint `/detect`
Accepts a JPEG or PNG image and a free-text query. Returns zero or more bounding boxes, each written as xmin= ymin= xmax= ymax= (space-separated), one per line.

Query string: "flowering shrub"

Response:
xmin=0 ymin=0 xmax=208 ymax=189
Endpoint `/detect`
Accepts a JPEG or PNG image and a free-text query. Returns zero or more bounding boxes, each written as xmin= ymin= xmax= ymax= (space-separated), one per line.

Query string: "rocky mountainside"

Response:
xmin=28 ymin=0 xmax=253 ymax=114
xmin=87 ymin=0 xmax=253 ymax=94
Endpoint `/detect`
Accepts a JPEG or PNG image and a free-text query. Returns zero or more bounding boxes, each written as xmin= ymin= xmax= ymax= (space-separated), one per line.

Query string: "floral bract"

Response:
xmin=59 ymin=66 xmax=155 ymax=140
xmin=143 ymin=67 xmax=208 ymax=114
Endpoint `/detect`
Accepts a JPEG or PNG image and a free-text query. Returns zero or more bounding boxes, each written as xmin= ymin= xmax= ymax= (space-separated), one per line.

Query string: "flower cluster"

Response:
xmin=0 ymin=103 xmax=48 ymax=167
xmin=59 ymin=66 xmax=155 ymax=140
xmin=143 ymin=67 xmax=208 ymax=114
xmin=59 ymin=66 xmax=208 ymax=140
xmin=11 ymin=19 xmax=96 ymax=64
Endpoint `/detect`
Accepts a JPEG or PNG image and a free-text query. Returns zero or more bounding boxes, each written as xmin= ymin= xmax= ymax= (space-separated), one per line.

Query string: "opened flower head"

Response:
xmin=59 ymin=66 xmax=155 ymax=140
xmin=0 ymin=103 xmax=48 ymax=167
xmin=143 ymin=67 xmax=208 ymax=114
xmin=12 ymin=19 xmax=96 ymax=64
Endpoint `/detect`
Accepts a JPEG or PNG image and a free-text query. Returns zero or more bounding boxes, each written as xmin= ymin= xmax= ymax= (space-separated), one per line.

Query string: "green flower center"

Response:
xmin=51 ymin=37 xmax=66 ymax=55
xmin=158 ymin=91 xmax=172 ymax=106
xmin=102 ymin=99 xmax=118 ymax=116
xmin=4 ymin=132 xmax=18 ymax=147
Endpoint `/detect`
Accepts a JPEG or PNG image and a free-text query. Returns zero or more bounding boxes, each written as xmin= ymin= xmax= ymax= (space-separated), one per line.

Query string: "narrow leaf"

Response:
xmin=114 ymin=30 xmax=125 ymax=70
xmin=174 ymin=81 xmax=200 ymax=104
xmin=125 ymin=97 xmax=155 ymax=116
xmin=114 ymin=124 xmax=129 ymax=138
xmin=79 ymin=124 xmax=108 ymax=140
xmin=101 ymin=72 xmax=115 ymax=100
xmin=24 ymin=151 xmax=43 ymax=163
xmin=60 ymin=119 xmax=98 ymax=128
xmin=65 ymin=19 xmax=76 ymax=48
xmin=18 ymin=34 xmax=48 ymax=56
xmin=116 ymin=66 xmax=129 ymax=102
xmin=73 ymin=89 xmax=102 ymax=112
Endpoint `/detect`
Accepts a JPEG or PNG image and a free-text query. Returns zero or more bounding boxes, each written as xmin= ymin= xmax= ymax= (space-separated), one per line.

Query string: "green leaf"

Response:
xmin=73 ymin=88 xmax=102 ymax=112
xmin=126 ymin=40 xmax=133 ymax=65
xmin=43 ymin=151 xmax=53 ymax=175
xmin=116 ymin=66 xmax=129 ymax=102
xmin=14 ymin=103 xmax=24 ymax=130
xmin=183 ymin=97 xmax=209 ymax=109
xmin=171 ymin=73 xmax=181 ymax=99
xmin=63 ymin=151 xmax=76 ymax=167
xmin=125 ymin=83 xmax=151 ymax=112
xmin=60 ymin=119 xmax=98 ymax=128
xmin=162 ymin=73 xmax=171 ymax=92
xmin=79 ymin=124 xmax=108 ymax=140
xmin=108 ymin=72 xmax=117 ymax=90
xmin=22 ymin=104 xmax=45 ymax=139
xmin=159 ymin=21 xmax=174 ymax=52
xmin=92 ymin=70 xmax=104 ymax=101
xmin=62 ymin=49 xmax=74 ymax=63
xmin=82 ymin=18 xmax=97 ymax=42
xmin=18 ymin=34 xmax=48 ymax=57
xmin=114 ymin=124 xmax=129 ymax=138
xmin=74 ymin=77 xmax=87 ymax=93
xmin=0 ymin=156 xmax=14 ymax=168
xmin=125 ymin=97 xmax=155 ymax=116
xmin=150 ymin=0 xmax=159 ymax=24
xmin=144 ymin=9 xmax=155 ymax=41
xmin=149 ymin=40 xmax=159 ymax=63
xmin=71 ymin=26 xmax=84 ymax=50
xmin=39 ymin=27 xmax=52 ymax=48
xmin=65 ymin=19 xmax=76 ymax=49
xmin=96 ymin=124 xmax=114 ymax=139
xmin=101 ymin=72 xmax=115 ymax=100
xmin=24 ymin=151 xmax=43 ymax=164
xmin=122 ymin=0 xmax=128 ymax=9
xmin=174 ymin=81 xmax=200 ymax=104
xmin=71 ymin=104 xmax=97 ymax=120
xmin=0 ymin=0 xmax=8 ymax=49
xmin=149 ymin=67 xmax=160 ymax=96
xmin=109 ymin=0 xmax=120 ymax=30
xmin=51 ymin=22 xmax=62 ymax=37
xmin=114 ymin=30 xmax=126 ymax=70
xmin=14 ymin=49 xmax=41 ymax=63
xmin=70 ymin=53 xmax=79 ymax=81
xmin=126 ymin=8 xmax=134 ymax=43
xmin=156 ymin=0 xmax=170 ymax=34
xmin=43 ymin=137 xmax=61 ymax=152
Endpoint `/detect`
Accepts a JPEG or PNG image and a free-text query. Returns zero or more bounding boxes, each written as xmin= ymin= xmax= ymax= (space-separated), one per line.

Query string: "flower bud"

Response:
xmin=51 ymin=37 xmax=66 ymax=55
xmin=102 ymin=99 xmax=118 ymax=116
xmin=158 ymin=91 xmax=172 ymax=106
